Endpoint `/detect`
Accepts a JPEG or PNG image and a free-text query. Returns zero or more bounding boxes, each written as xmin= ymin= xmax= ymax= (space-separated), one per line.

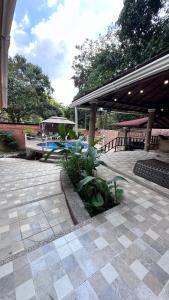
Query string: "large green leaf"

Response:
xmin=116 ymin=188 xmax=124 ymax=201
xmin=91 ymin=193 xmax=104 ymax=207
xmin=107 ymin=176 xmax=127 ymax=185
xmin=77 ymin=176 xmax=95 ymax=191
xmin=44 ymin=149 xmax=55 ymax=161
xmin=108 ymin=183 xmax=114 ymax=189
xmin=94 ymin=160 xmax=108 ymax=167
xmin=113 ymin=176 xmax=128 ymax=183
xmin=54 ymin=141 xmax=64 ymax=148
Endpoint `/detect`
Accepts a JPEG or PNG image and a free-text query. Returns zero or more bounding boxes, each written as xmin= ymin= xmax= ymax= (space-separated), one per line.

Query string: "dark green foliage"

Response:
xmin=62 ymin=139 xmax=106 ymax=184
xmin=72 ymin=0 xmax=169 ymax=99
xmin=58 ymin=124 xmax=67 ymax=140
xmin=0 ymin=130 xmax=17 ymax=149
xmin=77 ymin=175 xmax=127 ymax=215
xmin=5 ymin=55 xmax=63 ymax=123
xmin=57 ymin=125 xmax=80 ymax=140
xmin=117 ymin=0 xmax=168 ymax=66
xmin=65 ymin=107 xmax=90 ymax=129
xmin=62 ymin=138 xmax=127 ymax=215
xmin=107 ymin=176 xmax=128 ymax=203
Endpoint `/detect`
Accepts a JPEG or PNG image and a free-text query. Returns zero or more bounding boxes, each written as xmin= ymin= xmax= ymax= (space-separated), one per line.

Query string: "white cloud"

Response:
xmin=47 ymin=0 xmax=58 ymax=7
xmin=22 ymin=13 xmax=30 ymax=26
xmin=10 ymin=0 xmax=123 ymax=105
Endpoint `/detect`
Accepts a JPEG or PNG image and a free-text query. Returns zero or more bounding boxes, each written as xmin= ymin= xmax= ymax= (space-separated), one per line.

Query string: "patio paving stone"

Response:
xmin=0 ymin=152 xmax=169 ymax=298
xmin=0 ymin=158 xmax=73 ymax=264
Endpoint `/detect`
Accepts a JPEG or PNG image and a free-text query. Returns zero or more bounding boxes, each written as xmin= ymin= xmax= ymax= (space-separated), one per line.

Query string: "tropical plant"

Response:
xmin=57 ymin=124 xmax=80 ymax=140
xmin=67 ymin=128 xmax=80 ymax=140
xmin=0 ymin=130 xmax=17 ymax=149
xmin=62 ymin=138 xmax=107 ymax=183
xmin=107 ymin=176 xmax=127 ymax=203
xmin=77 ymin=174 xmax=127 ymax=215
xmin=23 ymin=128 xmax=32 ymax=136
xmin=58 ymin=124 xmax=67 ymax=140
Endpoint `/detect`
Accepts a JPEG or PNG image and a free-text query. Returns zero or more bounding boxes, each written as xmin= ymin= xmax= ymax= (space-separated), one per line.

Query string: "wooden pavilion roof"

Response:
xmin=71 ymin=50 xmax=169 ymax=128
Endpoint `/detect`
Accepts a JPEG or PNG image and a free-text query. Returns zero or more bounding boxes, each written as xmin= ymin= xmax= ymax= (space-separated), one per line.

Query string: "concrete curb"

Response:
xmin=60 ymin=170 xmax=90 ymax=225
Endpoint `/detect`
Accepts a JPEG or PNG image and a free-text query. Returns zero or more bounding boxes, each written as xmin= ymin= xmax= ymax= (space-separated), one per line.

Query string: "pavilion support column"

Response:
xmin=144 ymin=109 xmax=155 ymax=151
xmin=89 ymin=101 xmax=97 ymax=145
xmin=75 ymin=106 xmax=78 ymax=134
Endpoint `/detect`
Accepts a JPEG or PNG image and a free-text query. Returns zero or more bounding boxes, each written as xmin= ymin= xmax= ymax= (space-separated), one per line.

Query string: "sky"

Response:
xmin=10 ymin=0 xmax=123 ymax=105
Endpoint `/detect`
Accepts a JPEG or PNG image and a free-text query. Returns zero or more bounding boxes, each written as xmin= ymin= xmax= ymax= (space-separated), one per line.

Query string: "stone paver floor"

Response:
xmin=0 ymin=158 xmax=73 ymax=264
xmin=100 ymin=150 xmax=169 ymax=198
xmin=0 ymin=153 xmax=169 ymax=299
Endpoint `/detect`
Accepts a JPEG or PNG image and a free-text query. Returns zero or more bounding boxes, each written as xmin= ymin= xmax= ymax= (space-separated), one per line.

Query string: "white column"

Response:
xmin=75 ymin=106 xmax=78 ymax=134
xmin=89 ymin=102 xmax=97 ymax=145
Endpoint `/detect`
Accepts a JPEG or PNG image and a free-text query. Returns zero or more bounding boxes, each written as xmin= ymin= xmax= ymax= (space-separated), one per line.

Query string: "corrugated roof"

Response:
xmin=113 ymin=117 xmax=148 ymax=127
xmin=41 ymin=116 xmax=75 ymax=125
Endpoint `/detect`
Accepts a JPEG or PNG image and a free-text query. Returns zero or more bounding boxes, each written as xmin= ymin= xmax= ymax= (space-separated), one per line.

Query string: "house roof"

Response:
xmin=41 ymin=116 xmax=75 ymax=125
xmin=0 ymin=0 xmax=17 ymax=108
xmin=113 ymin=117 xmax=148 ymax=127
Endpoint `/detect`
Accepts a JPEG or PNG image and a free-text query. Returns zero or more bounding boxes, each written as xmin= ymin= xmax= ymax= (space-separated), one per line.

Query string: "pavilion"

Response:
xmin=41 ymin=116 xmax=75 ymax=135
xmin=71 ymin=49 xmax=169 ymax=151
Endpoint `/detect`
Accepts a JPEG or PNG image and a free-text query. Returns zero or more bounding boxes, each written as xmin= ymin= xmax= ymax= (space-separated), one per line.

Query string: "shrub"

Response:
xmin=62 ymin=138 xmax=107 ymax=184
xmin=0 ymin=130 xmax=17 ymax=149
xmin=58 ymin=125 xmax=80 ymax=140
xmin=77 ymin=175 xmax=127 ymax=215
xmin=23 ymin=127 xmax=32 ymax=136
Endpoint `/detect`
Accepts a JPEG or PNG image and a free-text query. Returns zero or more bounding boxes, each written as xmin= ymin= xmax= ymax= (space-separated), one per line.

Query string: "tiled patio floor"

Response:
xmin=0 ymin=152 xmax=169 ymax=299
xmin=0 ymin=158 xmax=73 ymax=264
xmin=100 ymin=150 xmax=169 ymax=198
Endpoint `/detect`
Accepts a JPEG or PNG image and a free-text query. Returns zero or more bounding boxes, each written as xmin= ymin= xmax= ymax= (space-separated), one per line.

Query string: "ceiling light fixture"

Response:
xmin=114 ymin=98 xmax=117 ymax=102
xmin=140 ymin=90 xmax=144 ymax=94
xmin=164 ymin=80 xmax=169 ymax=85
xmin=161 ymin=108 xmax=164 ymax=112
xmin=128 ymin=91 xmax=132 ymax=95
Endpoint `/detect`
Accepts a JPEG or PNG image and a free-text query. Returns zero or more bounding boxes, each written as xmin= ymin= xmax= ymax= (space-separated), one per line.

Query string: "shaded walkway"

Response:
xmin=0 ymin=158 xmax=73 ymax=264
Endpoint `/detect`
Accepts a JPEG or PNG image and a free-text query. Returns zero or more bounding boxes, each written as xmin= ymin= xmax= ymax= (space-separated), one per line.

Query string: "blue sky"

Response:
xmin=10 ymin=0 xmax=123 ymax=105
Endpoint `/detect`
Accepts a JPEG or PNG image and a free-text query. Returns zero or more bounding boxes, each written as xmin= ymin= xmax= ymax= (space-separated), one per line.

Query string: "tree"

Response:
xmin=64 ymin=106 xmax=90 ymax=129
xmin=5 ymin=55 xmax=63 ymax=122
xmin=72 ymin=0 xmax=169 ymax=99
xmin=72 ymin=26 xmax=122 ymax=98
xmin=117 ymin=0 xmax=169 ymax=66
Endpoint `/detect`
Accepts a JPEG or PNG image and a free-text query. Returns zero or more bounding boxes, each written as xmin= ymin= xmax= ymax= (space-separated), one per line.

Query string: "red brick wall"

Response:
xmin=81 ymin=129 xmax=169 ymax=145
xmin=0 ymin=123 xmax=40 ymax=149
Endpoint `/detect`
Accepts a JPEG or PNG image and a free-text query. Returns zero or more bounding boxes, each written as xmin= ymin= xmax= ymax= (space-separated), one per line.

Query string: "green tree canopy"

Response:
xmin=72 ymin=0 xmax=169 ymax=98
xmin=5 ymin=55 xmax=63 ymax=122
xmin=117 ymin=0 xmax=169 ymax=66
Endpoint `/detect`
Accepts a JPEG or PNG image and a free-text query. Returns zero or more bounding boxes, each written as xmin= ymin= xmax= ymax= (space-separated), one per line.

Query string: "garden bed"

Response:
xmin=61 ymin=138 xmax=126 ymax=217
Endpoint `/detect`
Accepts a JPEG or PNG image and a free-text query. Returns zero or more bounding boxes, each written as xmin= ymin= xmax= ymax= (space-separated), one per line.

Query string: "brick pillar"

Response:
xmin=144 ymin=109 xmax=155 ymax=151
xmin=89 ymin=102 xmax=97 ymax=145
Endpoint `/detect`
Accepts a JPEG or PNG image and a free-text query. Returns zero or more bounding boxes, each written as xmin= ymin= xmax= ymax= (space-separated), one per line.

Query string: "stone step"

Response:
xmin=39 ymin=158 xmax=62 ymax=163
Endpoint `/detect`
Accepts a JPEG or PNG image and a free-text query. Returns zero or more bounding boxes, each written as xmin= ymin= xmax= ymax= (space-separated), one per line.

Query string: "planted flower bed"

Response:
xmin=61 ymin=138 xmax=127 ymax=216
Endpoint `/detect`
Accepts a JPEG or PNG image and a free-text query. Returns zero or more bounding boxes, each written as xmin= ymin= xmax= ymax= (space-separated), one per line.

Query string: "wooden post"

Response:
xmin=144 ymin=109 xmax=155 ymax=151
xmin=75 ymin=106 xmax=78 ymax=135
xmin=123 ymin=127 xmax=128 ymax=151
xmin=89 ymin=102 xmax=97 ymax=145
